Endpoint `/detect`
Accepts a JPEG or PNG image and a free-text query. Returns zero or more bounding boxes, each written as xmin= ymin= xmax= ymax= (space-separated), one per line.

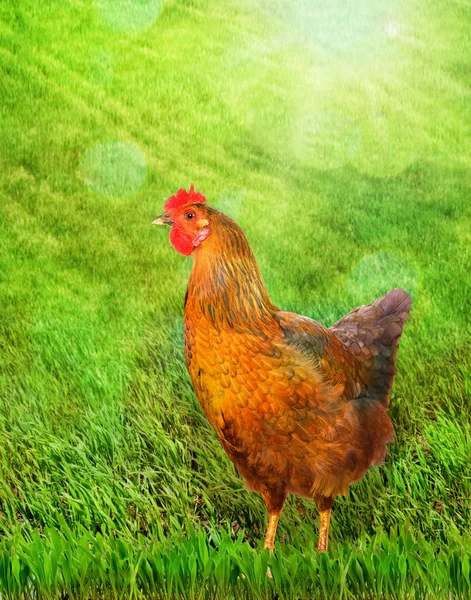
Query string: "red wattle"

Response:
xmin=169 ymin=227 xmax=194 ymax=256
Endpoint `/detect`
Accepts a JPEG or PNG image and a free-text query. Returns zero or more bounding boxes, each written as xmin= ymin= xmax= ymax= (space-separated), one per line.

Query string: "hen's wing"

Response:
xmin=274 ymin=311 xmax=368 ymax=401
xmin=218 ymin=311 xmax=383 ymax=498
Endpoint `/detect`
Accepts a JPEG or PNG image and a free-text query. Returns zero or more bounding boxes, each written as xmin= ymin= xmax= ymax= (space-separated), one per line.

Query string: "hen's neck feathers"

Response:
xmin=186 ymin=210 xmax=276 ymax=331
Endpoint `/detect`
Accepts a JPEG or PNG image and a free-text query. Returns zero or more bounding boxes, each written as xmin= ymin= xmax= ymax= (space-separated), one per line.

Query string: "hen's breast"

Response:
xmin=184 ymin=310 xmax=283 ymax=437
xmin=185 ymin=311 xmax=339 ymax=482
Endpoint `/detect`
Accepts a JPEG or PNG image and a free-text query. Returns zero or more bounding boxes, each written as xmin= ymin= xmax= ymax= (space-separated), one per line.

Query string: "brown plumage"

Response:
xmin=153 ymin=187 xmax=412 ymax=552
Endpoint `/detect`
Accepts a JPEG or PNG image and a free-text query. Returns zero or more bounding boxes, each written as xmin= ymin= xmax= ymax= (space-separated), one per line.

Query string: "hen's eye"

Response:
xmin=185 ymin=212 xmax=195 ymax=220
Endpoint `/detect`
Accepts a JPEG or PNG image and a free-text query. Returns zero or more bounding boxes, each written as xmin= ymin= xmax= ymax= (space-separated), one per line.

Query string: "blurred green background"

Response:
xmin=0 ymin=0 xmax=470 ymax=597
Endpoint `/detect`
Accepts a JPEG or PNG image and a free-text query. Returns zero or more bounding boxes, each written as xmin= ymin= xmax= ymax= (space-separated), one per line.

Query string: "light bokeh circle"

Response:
xmin=80 ymin=141 xmax=147 ymax=199
xmin=292 ymin=111 xmax=361 ymax=170
xmin=347 ymin=251 xmax=418 ymax=298
xmin=96 ymin=0 xmax=163 ymax=34
xmin=351 ymin=117 xmax=417 ymax=178
xmin=215 ymin=189 xmax=246 ymax=222
xmin=88 ymin=51 xmax=114 ymax=86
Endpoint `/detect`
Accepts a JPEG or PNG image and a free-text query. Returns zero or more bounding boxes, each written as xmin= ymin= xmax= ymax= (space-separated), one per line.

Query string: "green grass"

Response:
xmin=1 ymin=524 xmax=470 ymax=599
xmin=0 ymin=0 xmax=470 ymax=597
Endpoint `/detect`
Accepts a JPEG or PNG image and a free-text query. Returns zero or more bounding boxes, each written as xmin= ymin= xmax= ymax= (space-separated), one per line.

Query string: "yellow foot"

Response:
xmin=317 ymin=507 xmax=332 ymax=552
xmin=263 ymin=512 xmax=281 ymax=553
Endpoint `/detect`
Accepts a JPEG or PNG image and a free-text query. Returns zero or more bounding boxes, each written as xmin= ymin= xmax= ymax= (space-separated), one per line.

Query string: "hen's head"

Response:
xmin=153 ymin=185 xmax=211 ymax=256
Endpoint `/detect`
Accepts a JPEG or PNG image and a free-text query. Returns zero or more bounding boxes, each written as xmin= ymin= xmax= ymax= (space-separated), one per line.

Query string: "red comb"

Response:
xmin=164 ymin=184 xmax=206 ymax=212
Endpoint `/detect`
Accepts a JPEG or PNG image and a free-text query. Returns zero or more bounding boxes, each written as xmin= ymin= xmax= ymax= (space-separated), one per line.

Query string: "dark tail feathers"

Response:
xmin=330 ymin=288 xmax=412 ymax=407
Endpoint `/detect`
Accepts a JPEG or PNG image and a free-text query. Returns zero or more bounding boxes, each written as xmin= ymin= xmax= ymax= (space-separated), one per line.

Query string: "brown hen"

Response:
xmin=153 ymin=186 xmax=411 ymax=552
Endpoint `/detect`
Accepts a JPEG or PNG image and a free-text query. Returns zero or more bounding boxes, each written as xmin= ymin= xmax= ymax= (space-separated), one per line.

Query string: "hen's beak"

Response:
xmin=152 ymin=214 xmax=174 ymax=226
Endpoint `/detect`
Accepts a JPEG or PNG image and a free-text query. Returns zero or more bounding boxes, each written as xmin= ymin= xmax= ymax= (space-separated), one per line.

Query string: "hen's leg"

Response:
xmin=264 ymin=512 xmax=282 ymax=551
xmin=318 ymin=508 xmax=332 ymax=552
xmin=261 ymin=489 xmax=286 ymax=552
xmin=315 ymin=496 xmax=334 ymax=552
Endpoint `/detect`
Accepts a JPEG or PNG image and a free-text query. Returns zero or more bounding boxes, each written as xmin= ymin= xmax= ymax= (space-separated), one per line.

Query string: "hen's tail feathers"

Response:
xmin=330 ymin=288 xmax=412 ymax=407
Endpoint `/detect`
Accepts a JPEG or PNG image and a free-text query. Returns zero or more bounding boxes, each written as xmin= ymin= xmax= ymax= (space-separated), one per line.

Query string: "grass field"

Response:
xmin=1 ymin=0 xmax=470 ymax=597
